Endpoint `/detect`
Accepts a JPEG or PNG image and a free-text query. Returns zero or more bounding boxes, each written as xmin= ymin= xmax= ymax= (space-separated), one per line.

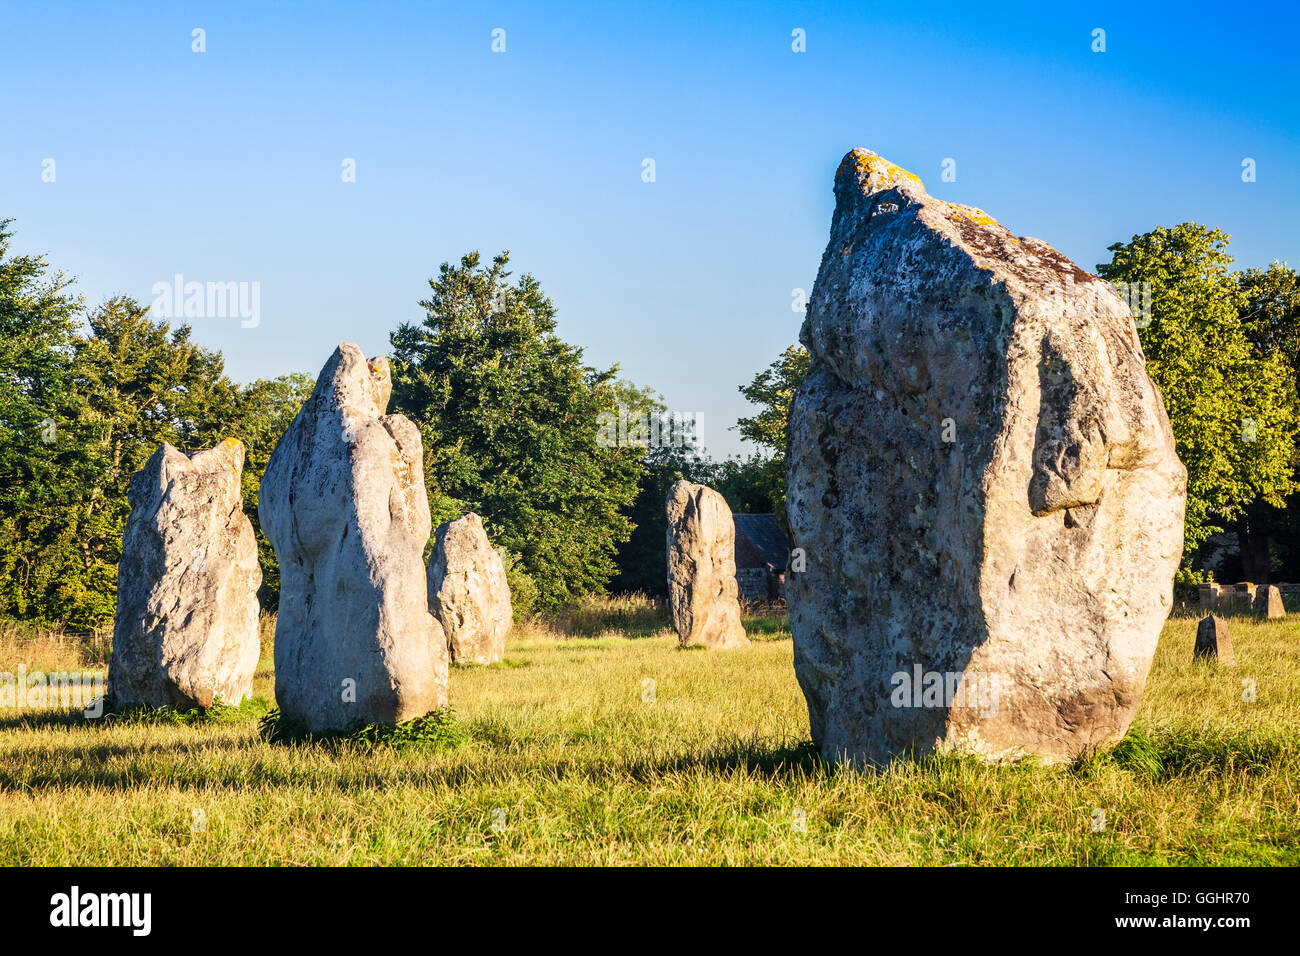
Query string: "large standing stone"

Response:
xmin=1254 ymin=585 xmax=1284 ymax=619
xmin=427 ymin=513 xmax=512 ymax=665
xmin=110 ymin=439 xmax=261 ymax=709
xmin=666 ymin=481 xmax=749 ymax=649
xmin=786 ymin=149 xmax=1187 ymax=765
xmin=259 ymin=343 xmax=447 ymax=732
xmin=1194 ymin=615 xmax=1234 ymax=664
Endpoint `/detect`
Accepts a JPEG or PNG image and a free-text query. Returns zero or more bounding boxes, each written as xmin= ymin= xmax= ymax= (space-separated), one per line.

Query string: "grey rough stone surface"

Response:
xmin=1193 ymin=614 xmax=1234 ymax=664
xmin=666 ymin=481 xmax=749 ymax=649
xmin=260 ymin=343 xmax=447 ymax=732
xmin=110 ymin=439 xmax=262 ymax=709
xmin=428 ymin=513 xmax=512 ymax=665
xmin=786 ymin=149 xmax=1187 ymax=765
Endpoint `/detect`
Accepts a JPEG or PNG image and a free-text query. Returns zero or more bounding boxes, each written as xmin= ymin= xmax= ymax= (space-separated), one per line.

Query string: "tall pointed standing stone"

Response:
xmin=427 ymin=513 xmax=513 ymax=666
xmin=259 ymin=343 xmax=447 ymax=732
xmin=1254 ymin=585 xmax=1284 ymax=619
xmin=666 ymin=481 xmax=749 ymax=649
xmin=786 ymin=149 xmax=1186 ymax=765
xmin=110 ymin=439 xmax=262 ymax=709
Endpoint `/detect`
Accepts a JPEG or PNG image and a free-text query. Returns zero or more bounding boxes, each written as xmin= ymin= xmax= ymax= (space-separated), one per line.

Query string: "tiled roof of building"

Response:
xmin=733 ymin=513 xmax=789 ymax=569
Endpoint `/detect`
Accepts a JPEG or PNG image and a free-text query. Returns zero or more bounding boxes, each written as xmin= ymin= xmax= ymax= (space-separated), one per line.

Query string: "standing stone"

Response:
xmin=427 ymin=513 xmax=513 ymax=665
xmin=259 ymin=343 xmax=447 ymax=732
xmin=1255 ymin=585 xmax=1284 ymax=619
xmin=1194 ymin=615 xmax=1234 ymax=664
xmin=786 ymin=149 xmax=1187 ymax=766
xmin=666 ymin=481 xmax=749 ymax=649
xmin=110 ymin=439 xmax=261 ymax=709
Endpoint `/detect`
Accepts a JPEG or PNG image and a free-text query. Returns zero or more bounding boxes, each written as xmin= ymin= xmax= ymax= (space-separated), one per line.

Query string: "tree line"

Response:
xmin=3 ymin=218 xmax=1296 ymax=630
xmin=0 ymin=229 xmax=681 ymax=629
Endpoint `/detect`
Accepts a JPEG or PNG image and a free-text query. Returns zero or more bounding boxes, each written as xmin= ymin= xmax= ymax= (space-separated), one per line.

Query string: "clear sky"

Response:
xmin=3 ymin=1 xmax=1297 ymax=459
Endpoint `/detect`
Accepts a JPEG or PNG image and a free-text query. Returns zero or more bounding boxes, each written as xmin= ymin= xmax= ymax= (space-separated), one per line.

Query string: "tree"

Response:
xmin=0 ymin=283 xmax=246 ymax=627
xmin=1227 ymin=261 xmax=1300 ymax=580
xmin=735 ymin=343 xmax=810 ymax=518
xmin=228 ymin=373 xmax=314 ymax=608
xmin=0 ymin=220 xmax=84 ymax=621
xmin=1097 ymin=225 xmax=1299 ymax=560
xmin=390 ymin=251 xmax=645 ymax=608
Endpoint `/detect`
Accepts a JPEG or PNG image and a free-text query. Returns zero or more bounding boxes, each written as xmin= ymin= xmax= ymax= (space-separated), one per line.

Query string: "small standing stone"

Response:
xmin=110 ymin=439 xmax=262 ymax=709
xmin=1255 ymin=585 xmax=1285 ymax=619
xmin=666 ymin=481 xmax=749 ymax=649
xmin=1194 ymin=614 xmax=1234 ymax=664
xmin=427 ymin=513 xmax=513 ymax=665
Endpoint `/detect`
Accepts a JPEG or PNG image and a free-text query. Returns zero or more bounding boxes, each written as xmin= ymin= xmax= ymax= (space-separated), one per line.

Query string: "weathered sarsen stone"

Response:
xmin=427 ymin=513 xmax=512 ymax=665
xmin=786 ymin=149 xmax=1187 ymax=765
xmin=666 ymin=481 xmax=749 ymax=649
xmin=110 ymin=439 xmax=261 ymax=709
xmin=260 ymin=343 xmax=447 ymax=732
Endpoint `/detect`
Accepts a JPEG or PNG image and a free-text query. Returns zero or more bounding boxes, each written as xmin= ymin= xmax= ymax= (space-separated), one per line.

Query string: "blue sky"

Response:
xmin=4 ymin=1 xmax=1297 ymax=458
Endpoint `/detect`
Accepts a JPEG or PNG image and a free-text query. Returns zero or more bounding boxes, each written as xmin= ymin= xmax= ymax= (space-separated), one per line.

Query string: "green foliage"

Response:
xmin=228 ymin=373 xmax=314 ymax=608
xmin=0 ymin=220 xmax=85 ymax=623
xmin=390 ymin=251 xmax=645 ymax=608
xmin=1173 ymin=566 xmax=1213 ymax=605
xmin=735 ymin=343 xmax=810 ymax=517
xmin=104 ymin=697 xmax=271 ymax=726
xmin=1097 ymin=225 xmax=1300 ymax=557
xmin=0 ymin=279 xmax=242 ymax=627
xmin=1239 ymin=260 xmax=1300 ymax=368
xmin=259 ymin=707 xmax=468 ymax=750
xmin=499 ymin=550 xmax=539 ymax=622
xmin=0 ymin=222 xmax=314 ymax=626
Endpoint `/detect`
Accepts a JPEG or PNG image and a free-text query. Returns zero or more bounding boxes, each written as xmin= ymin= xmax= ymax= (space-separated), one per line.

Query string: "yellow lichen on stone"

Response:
xmin=944 ymin=201 xmax=999 ymax=227
xmin=838 ymin=150 xmax=924 ymax=191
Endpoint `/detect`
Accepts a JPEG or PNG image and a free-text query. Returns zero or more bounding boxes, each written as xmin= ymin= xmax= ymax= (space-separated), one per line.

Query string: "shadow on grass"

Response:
xmin=0 ymin=697 xmax=272 ymax=732
xmin=258 ymin=707 xmax=469 ymax=753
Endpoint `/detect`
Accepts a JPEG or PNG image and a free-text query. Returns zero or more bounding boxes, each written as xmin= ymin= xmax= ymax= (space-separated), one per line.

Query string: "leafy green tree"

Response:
xmin=229 ymin=373 xmax=314 ymax=608
xmin=1239 ymin=261 xmax=1300 ymax=371
xmin=1 ymin=281 xmax=246 ymax=627
xmin=59 ymin=297 xmax=241 ymax=626
xmin=1097 ymin=225 xmax=1299 ymax=559
xmin=735 ymin=343 xmax=810 ymax=518
xmin=1226 ymin=261 xmax=1300 ymax=580
xmin=390 ymin=251 xmax=645 ymax=607
xmin=0 ymin=220 xmax=84 ymax=621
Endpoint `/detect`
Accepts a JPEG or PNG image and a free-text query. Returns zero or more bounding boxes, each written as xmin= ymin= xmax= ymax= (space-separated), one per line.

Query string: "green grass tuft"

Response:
xmin=259 ymin=707 xmax=469 ymax=751
xmin=106 ymin=697 xmax=272 ymax=726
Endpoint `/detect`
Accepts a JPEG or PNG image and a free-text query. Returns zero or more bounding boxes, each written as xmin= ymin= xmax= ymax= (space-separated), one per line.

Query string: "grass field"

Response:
xmin=0 ymin=599 xmax=1296 ymax=865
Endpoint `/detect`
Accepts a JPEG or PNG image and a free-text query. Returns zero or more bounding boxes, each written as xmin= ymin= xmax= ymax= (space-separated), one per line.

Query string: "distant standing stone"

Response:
xmin=428 ymin=513 xmax=513 ymax=665
xmin=1255 ymin=585 xmax=1285 ymax=619
xmin=666 ymin=480 xmax=749 ymax=649
xmin=110 ymin=439 xmax=262 ymax=709
xmin=259 ymin=343 xmax=448 ymax=732
xmin=1194 ymin=614 xmax=1234 ymax=664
